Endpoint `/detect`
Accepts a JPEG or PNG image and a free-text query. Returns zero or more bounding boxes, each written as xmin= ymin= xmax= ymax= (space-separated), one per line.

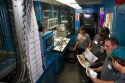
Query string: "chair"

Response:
xmin=66 ymin=34 xmax=77 ymax=63
xmin=67 ymin=46 xmax=76 ymax=63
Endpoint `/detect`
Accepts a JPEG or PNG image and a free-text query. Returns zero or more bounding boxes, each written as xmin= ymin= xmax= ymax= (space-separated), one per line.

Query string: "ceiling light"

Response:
xmin=68 ymin=3 xmax=82 ymax=9
xmin=56 ymin=0 xmax=82 ymax=9
xmin=56 ymin=0 xmax=76 ymax=4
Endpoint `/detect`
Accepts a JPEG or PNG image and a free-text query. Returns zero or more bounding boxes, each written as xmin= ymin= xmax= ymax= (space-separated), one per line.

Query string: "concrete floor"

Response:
xmin=58 ymin=62 xmax=91 ymax=83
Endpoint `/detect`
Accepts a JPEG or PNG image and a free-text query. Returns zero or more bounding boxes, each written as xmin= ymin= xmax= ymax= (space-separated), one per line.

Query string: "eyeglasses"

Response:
xmin=104 ymin=45 xmax=112 ymax=48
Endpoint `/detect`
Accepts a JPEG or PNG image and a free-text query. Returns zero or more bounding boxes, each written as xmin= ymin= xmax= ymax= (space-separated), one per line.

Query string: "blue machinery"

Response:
xmin=0 ymin=0 xmax=15 ymax=51
xmin=38 ymin=31 xmax=67 ymax=83
xmin=0 ymin=0 xmax=16 ymax=81
xmin=0 ymin=0 xmax=71 ymax=82
xmin=40 ymin=31 xmax=54 ymax=69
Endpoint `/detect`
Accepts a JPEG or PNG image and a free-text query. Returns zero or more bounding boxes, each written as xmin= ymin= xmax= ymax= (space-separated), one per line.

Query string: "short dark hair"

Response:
xmin=80 ymin=25 xmax=86 ymax=31
xmin=100 ymin=27 xmax=110 ymax=37
xmin=112 ymin=56 xmax=125 ymax=66
xmin=103 ymin=27 xmax=110 ymax=35
xmin=38 ymin=24 xmax=44 ymax=32
xmin=105 ymin=37 xmax=119 ymax=46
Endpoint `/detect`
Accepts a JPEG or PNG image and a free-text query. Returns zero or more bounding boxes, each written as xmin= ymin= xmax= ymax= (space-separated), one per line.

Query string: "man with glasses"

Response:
xmin=91 ymin=46 xmax=125 ymax=83
xmin=90 ymin=37 xmax=119 ymax=82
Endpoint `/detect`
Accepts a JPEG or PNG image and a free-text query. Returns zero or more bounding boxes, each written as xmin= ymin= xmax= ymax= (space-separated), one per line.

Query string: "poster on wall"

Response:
xmin=99 ymin=7 xmax=104 ymax=28
xmin=105 ymin=13 xmax=113 ymax=35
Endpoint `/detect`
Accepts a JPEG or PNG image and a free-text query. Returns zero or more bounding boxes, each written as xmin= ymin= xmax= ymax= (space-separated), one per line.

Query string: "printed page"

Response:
xmin=86 ymin=68 xmax=97 ymax=78
xmin=77 ymin=55 xmax=91 ymax=68
xmin=84 ymin=49 xmax=98 ymax=64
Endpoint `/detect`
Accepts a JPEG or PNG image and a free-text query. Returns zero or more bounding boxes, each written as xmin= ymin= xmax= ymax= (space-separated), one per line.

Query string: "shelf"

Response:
xmin=44 ymin=10 xmax=51 ymax=12
xmin=48 ymin=24 xmax=58 ymax=30
xmin=43 ymin=16 xmax=49 ymax=19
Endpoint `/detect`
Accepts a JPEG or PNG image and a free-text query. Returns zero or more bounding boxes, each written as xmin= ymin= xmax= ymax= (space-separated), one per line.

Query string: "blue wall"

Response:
xmin=112 ymin=4 xmax=125 ymax=46
xmin=103 ymin=0 xmax=115 ymax=13
xmin=103 ymin=0 xmax=125 ymax=46
xmin=103 ymin=0 xmax=115 ymax=26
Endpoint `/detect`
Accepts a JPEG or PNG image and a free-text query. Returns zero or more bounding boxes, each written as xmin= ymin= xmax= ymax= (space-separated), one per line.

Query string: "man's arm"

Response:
xmin=92 ymin=78 xmax=114 ymax=83
xmin=92 ymin=66 xmax=102 ymax=72
xmin=74 ymin=41 xmax=78 ymax=49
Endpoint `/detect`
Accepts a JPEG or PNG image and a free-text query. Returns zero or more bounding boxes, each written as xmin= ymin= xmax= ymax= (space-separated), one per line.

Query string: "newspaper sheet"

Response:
xmin=77 ymin=49 xmax=98 ymax=78
xmin=86 ymin=68 xmax=97 ymax=78
xmin=84 ymin=49 xmax=98 ymax=64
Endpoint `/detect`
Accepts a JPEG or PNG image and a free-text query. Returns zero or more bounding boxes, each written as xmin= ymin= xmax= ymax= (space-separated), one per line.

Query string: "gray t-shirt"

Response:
xmin=114 ymin=73 xmax=125 ymax=83
xmin=91 ymin=34 xmax=106 ymax=61
xmin=77 ymin=33 xmax=91 ymax=49
xmin=100 ymin=56 xmax=118 ymax=80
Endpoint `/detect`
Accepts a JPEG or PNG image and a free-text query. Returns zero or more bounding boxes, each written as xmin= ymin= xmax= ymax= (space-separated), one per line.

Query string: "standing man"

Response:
xmin=91 ymin=46 xmax=125 ymax=83
xmin=75 ymin=25 xmax=91 ymax=54
xmin=91 ymin=37 xmax=119 ymax=81
xmin=90 ymin=27 xmax=110 ymax=67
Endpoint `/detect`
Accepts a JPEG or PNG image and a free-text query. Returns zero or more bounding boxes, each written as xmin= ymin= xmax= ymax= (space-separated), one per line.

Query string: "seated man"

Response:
xmin=91 ymin=46 xmax=125 ymax=83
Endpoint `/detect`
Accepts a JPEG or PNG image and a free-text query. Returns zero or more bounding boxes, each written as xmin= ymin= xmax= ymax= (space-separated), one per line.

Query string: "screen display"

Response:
xmin=45 ymin=36 xmax=54 ymax=49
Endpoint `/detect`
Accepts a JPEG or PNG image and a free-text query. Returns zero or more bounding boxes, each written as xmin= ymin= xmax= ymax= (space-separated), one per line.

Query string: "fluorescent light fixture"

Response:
xmin=56 ymin=0 xmax=76 ymax=4
xmin=68 ymin=3 xmax=81 ymax=9
xmin=56 ymin=0 xmax=82 ymax=9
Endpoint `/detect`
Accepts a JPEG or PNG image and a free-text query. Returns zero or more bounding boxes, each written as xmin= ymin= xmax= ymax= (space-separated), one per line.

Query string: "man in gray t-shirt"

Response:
xmin=91 ymin=46 xmax=125 ymax=83
xmin=75 ymin=26 xmax=91 ymax=54
xmin=77 ymin=33 xmax=91 ymax=49
xmin=100 ymin=56 xmax=118 ymax=80
xmin=90 ymin=37 xmax=119 ymax=83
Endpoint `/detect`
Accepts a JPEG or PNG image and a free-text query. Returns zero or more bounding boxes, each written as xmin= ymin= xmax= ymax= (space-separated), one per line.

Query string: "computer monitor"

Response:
xmin=45 ymin=36 xmax=54 ymax=49
xmin=42 ymin=31 xmax=54 ymax=52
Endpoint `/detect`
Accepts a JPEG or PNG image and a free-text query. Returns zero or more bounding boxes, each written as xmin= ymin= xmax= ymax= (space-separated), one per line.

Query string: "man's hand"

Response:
xmin=91 ymin=78 xmax=100 ymax=83
xmin=92 ymin=66 xmax=102 ymax=72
